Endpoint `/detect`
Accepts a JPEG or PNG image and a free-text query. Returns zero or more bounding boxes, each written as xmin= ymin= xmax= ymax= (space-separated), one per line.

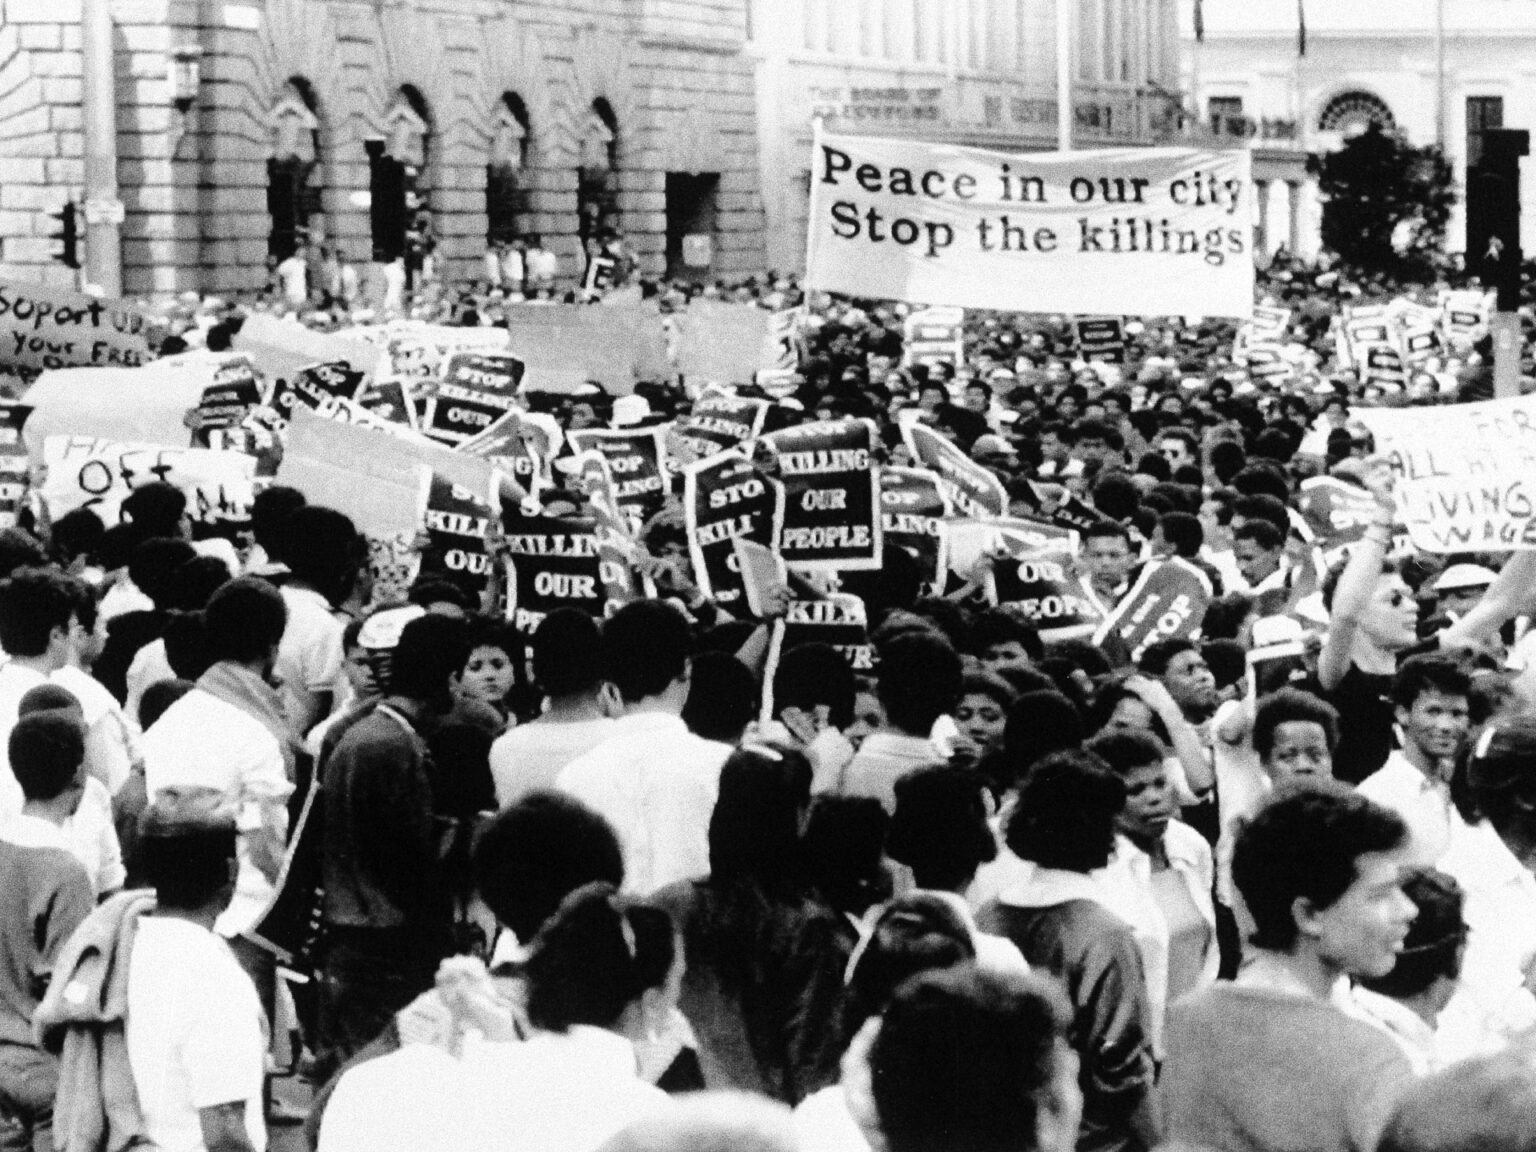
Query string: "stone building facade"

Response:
xmin=0 ymin=0 xmax=1182 ymax=297
xmin=1179 ymin=0 xmax=1536 ymax=260
xmin=0 ymin=0 xmax=766 ymax=295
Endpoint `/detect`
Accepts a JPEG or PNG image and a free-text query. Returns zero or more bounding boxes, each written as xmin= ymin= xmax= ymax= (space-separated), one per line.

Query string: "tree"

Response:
xmin=1315 ymin=122 xmax=1456 ymax=282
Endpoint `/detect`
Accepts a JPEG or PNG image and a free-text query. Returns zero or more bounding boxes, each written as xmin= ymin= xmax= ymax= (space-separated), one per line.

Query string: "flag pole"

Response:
xmin=1056 ymin=0 xmax=1073 ymax=151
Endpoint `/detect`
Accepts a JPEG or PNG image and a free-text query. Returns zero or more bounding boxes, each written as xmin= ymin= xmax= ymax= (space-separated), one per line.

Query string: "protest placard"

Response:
xmin=263 ymin=361 xmax=367 ymax=426
xmin=879 ymin=466 xmax=949 ymax=596
xmin=1296 ymin=475 xmax=1381 ymax=551
xmin=41 ymin=435 xmax=256 ymax=526
xmin=25 ymin=362 xmax=243 ymax=459
xmin=675 ymin=302 xmax=775 ymax=386
xmin=1362 ymin=345 xmax=1406 ymax=390
xmin=583 ymin=256 xmax=618 ymax=297
xmin=500 ymin=505 xmax=607 ymax=632
xmin=0 ymin=404 xmax=31 ymax=528
xmin=1075 ymin=317 xmax=1126 ymax=363
xmin=420 ymin=470 xmax=501 ymax=599
xmin=236 ymin=312 xmax=380 ymax=383
xmin=901 ymin=306 xmax=965 ymax=370
xmin=354 ymin=378 xmax=418 ymax=428
xmin=945 ymin=516 xmax=1077 ymax=578
xmin=423 ymin=380 xmax=523 ymax=445
xmin=683 ymin=449 xmax=785 ymax=605
xmin=192 ymin=355 xmax=262 ymax=431
xmin=443 ymin=351 xmax=525 ymax=394
xmin=501 ymin=304 xmax=666 ymax=396
xmin=901 ymin=421 xmax=1007 ymax=518
xmin=804 ymin=129 xmax=1254 ymax=317
xmin=1093 ymin=557 xmax=1213 ymax=666
xmin=1355 ymin=395 xmax=1536 ymax=550
xmin=280 ymin=408 xmax=507 ymax=517
xmin=760 ymin=594 xmax=873 ymax=719
xmin=762 ymin=418 xmax=882 ymax=571
xmin=1250 ymin=304 xmax=1292 ymax=339
xmin=987 ymin=548 xmax=1100 ymax=639
xmin=557 ymin=449 xmax=646 ymax=616
xmin=567 ymin=425 xmax=669 ymax=531
xmin=1441 ymin=289 xmax=1491 ymax=341
xmin=675 ymin=390 xmax=772 ymax=461
xmin=461 ymin=408 xmax=553 ymax=497
xmin=0 ymin=279 xmax=151 ymax=375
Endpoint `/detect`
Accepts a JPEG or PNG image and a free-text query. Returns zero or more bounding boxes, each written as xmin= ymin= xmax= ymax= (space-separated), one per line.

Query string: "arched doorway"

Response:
xmin=577 ymin=98 xmax=620 ymax=248
xmin=1317 ymin=91 xmax=1397 ymax=138
xmin=267 ymin=79 xmax=322 ymax=265
xmin=487 ymin=93 xmax=530 ymax=247
xmin=370 ymin=86 xmax=434 ymax=284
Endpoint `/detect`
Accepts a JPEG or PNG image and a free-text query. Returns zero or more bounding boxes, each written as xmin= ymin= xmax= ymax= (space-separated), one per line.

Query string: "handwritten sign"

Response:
xmin=901 ymin=421 xmax=1007 ymax=518
xmin=1355 ymin=395 xmax=1536 ymax=551
xmin=0 ymin=279 xmax=150 ymax=374
xmin=40 ymin=436 xmax=255 ymax=526
xmin=683 ymin=449 xmax=785 ymax=604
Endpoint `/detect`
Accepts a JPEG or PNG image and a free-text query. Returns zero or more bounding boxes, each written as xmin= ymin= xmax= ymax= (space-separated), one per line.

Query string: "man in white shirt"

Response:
xmin=141 ymin=580 xmax=292 ymax=1001
xmin=837 ymin=631 xmax=961 ymax=813
xmin=491 ymin=608 xmax=618 ymax=808
xmin=128 ymin=796 xmax=266 ymax=1152
xmin=271 ymin=507 xmax=359 ymax=738
xmin=557 ymin=601 xmax=729 ymax=895
xmin=0 ymin=568 xmax=89 ymax=817
xmin=1356 ymin=656 xmax=1472 ymax=868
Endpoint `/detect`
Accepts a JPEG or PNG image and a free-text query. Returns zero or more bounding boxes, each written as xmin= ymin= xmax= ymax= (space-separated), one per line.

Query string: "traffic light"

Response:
xmin=1466 ymin=128 xmax=1529 ymax=311
xmin=49 ymin=202 xmax=80 ymax=269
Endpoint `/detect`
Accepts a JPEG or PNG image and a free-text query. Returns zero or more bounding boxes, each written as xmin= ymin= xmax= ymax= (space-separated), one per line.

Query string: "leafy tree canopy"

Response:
xmin=1314 ymin=122 xmax=1456 ymax=283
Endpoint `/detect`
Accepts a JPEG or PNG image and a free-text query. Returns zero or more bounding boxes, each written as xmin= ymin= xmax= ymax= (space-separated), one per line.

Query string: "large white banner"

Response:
xmin=1356 ymin=396 xmax=1536 ymax=552
xmin=805 ymin=129 xmax=1254 ymax=318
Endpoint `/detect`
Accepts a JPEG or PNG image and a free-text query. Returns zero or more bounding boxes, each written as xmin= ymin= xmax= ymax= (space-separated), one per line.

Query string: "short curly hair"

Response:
xmin=1233 ymin=785 xmax=1408 ymax=952
xmin=1005 ymin=750 xmax=1125 ymax=873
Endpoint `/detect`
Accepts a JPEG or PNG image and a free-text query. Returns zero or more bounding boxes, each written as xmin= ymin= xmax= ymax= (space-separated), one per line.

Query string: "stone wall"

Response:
xmin=0 ymin=0 xmax=767 ymax=296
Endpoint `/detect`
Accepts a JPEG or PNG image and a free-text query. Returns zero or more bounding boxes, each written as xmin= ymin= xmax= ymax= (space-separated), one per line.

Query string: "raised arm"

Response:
xmin=1317 ymin=463 xmax=1396 ymax=691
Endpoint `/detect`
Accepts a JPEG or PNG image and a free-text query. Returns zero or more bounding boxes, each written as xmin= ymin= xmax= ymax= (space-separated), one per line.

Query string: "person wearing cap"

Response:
xmin=1430 ymin=564 xmax=1496 ymax=622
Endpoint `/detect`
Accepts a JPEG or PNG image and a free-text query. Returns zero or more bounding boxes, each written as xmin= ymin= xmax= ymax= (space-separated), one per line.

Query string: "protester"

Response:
xmin=557 ymin=600 xmax=730 ymax=895
xmin=652 ymin=743 xmax=849 ymax=1104
xmin=0 ymin=713 xmax=93 ymax=1152
xmin=1163 ymin=787 xmax=1418 ymax=1152
xmin=975 ymin=750 xmax=1159 ymax=1152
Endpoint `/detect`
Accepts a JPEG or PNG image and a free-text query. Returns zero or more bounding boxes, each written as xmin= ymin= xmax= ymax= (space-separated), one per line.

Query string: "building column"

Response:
xmin=1253 ymin=178 xmax=1271 ymax=255
xmin=1286 ymin=180 xmax=1302 ymax=254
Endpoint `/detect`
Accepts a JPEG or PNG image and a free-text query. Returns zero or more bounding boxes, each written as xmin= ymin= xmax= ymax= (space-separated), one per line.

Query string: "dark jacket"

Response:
xmin=652 ymin=878 xmax=849 ymax=1105
xmin=319 ymin=700 xmax=454 ymax=947
xmin=978 ymin=892 xmax=1159 ymax=1152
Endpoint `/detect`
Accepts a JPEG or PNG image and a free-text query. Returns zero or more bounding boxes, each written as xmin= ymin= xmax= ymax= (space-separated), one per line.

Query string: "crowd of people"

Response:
xmin=3 ymin=243 xmax=1536 ymax=1152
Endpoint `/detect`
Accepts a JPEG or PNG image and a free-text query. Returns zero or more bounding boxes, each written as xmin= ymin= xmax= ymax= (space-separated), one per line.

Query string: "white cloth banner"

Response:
xmin=1355 ymin=395 xmax=1536 ymax=551
xmin=805 ymin=128 xmax=1254 ymax=318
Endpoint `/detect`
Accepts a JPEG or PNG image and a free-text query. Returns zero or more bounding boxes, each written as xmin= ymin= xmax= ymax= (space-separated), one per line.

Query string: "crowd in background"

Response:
xmin=4 ymin=243 xmax=1536 ymax=1152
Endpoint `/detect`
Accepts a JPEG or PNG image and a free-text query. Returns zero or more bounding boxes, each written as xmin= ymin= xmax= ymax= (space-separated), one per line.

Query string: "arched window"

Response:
xmin=1317 ymin=91 xmax=1397 ymax=138
xmin=487 ymin=93 xmax=530 ymax=246
xmin=267 ymin=79 xmax=322 ymax=264
xmin=372 ymin=86 xmax=434 ymax=284
xmin=577 ymin=98 xmax=620 ymax=248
